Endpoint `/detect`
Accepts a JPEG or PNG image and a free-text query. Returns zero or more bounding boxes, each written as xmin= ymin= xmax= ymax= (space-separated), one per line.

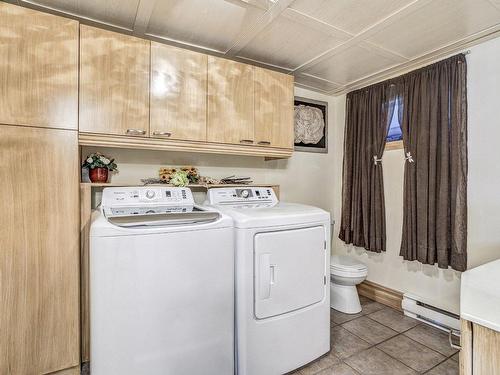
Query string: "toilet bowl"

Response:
xmin=330 ymin=255 xmax=368 ymax=314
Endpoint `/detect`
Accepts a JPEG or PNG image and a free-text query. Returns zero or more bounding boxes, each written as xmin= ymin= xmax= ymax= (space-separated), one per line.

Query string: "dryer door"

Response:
xmin=254 ymin=226 xmax=326 ymax=319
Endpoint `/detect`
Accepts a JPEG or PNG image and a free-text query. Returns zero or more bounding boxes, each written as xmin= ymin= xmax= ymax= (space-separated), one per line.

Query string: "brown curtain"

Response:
xmin=339 ymin=84 xmax=397 ymax=252
xmin=399 ymin=54 xmax=468 ymax=271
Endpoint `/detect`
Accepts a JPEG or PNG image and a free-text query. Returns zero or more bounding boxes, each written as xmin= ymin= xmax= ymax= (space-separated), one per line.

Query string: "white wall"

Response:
xmin=331 ymin=37 xmax=500 ymax=314
xmin=83 ymin=87 xmax=336 ymax=212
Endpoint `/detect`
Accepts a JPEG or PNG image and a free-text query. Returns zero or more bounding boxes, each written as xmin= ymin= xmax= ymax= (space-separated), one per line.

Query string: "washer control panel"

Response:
xmin=102 ymin=187 xmax=193 ymax=208
xmin=207 ymin=187 xmax=278 ymax=206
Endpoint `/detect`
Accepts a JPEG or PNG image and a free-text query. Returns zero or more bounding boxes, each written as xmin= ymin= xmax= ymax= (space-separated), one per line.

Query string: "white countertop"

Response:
xmin=460 ymin=259 xmax=500 ymax=332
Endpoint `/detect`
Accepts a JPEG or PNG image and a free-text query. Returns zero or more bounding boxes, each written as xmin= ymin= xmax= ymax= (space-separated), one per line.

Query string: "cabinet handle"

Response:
xmin=240 ymin=139 xmax=254 ymax=144
xmin=257 ymin=141 xmax=271 ymax=145
xmin=153 ymin=131 xmax=172 ymax=137
xmin=126 ymin=129 xmax=146 ymax=136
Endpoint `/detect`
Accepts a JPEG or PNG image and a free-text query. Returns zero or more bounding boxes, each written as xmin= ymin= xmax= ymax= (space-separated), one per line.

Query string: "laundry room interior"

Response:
xmin=2 ymin=0 xmax=500 ymax=374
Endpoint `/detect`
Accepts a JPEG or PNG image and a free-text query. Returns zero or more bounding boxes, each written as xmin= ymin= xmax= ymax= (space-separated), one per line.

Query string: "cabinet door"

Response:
xmin=0 ymin=125 xmax=79 ymax=374
xmin=254 ymin=68 xmax=294 ymax=149
xmin=472 ymin=323 xmax=500 ymax=374
xmin=0 ymin=2 xmax=78 ymax=130
xmin=80 ymin=25 xmax=150 ymax=136
xmin=150 ymin=43 xmax=207 ymax=141
xmin=207 ymin=56 xmax=254 ymax=145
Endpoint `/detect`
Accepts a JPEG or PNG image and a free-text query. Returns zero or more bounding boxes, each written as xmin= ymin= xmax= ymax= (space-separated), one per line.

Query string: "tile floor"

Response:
xmin=81 ymin=296 xmax=460 ymax=375
xmin=291 ymin=296 xmax=459 ymax=375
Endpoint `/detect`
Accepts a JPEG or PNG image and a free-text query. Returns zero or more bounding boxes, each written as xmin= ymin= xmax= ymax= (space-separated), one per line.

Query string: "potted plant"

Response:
xmin=82 ymin=152 xmax=118 ymax=183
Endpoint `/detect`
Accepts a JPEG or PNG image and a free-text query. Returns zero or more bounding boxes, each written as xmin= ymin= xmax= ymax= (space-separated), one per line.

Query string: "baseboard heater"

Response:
xmin=402 ymin=293 xmax=461 ymax=340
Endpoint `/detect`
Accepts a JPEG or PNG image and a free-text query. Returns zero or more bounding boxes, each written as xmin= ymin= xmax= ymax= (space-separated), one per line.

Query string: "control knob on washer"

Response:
xmin=145 ymin=190 xmax=156 ymax=199
xmin=241 ymin=190 xmax=249 ymax=198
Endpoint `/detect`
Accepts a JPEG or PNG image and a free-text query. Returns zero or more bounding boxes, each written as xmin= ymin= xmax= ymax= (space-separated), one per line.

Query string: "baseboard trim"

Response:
xmin=357 ymin=280 xmax=403 ymax=311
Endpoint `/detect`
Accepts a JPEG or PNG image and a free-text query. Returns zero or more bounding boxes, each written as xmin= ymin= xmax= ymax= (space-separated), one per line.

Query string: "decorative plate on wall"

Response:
xmin=294 ymin=97 xmax=328 ymax=153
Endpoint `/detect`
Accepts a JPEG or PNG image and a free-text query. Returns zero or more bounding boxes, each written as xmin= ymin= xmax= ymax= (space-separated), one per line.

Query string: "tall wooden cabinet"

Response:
xmin=150 ymin=43 xmax=207 ymax=141
xmin=79 ymin=25 xmax=150 ymax=137
xmin=0 ymin=2 xmax=78 ymax=130
xmin=254 ymin=67 xmax=294 ymax=149
xmin=0 ymin=3 xmax=80 ymax=374
xmin=0 ymin=126 xmax=80 ymax=375
xmin=207 ymin=56 xmax=255 ymax=145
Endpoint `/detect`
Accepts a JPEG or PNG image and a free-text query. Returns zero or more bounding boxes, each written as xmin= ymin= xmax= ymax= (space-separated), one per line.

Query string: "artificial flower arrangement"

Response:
xmin=140 ymin=166 xmax=253 ymax=187
xmin=159 ymin=166 xmax=199 ymax=187
xmin=82 ymin=152 xmax=118 ymax=183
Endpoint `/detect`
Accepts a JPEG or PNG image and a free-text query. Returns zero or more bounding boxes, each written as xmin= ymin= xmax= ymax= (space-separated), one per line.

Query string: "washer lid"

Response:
xmin=90 ymin=209 xmax=233 ymax=237
xmin=210 ymin=202 xmax=330 ymax=228
xmin=330 ymin=255 xmax=367 ymax=272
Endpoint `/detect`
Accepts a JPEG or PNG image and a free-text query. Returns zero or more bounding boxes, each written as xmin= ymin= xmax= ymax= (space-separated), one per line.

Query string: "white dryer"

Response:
xmin=206 ymin=187 xmax=331 ymax=375
xmin=90 ymin=187 xmax=234 ymax=375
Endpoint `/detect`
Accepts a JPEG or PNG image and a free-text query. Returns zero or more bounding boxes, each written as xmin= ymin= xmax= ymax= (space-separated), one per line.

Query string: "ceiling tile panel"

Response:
xmin=302 ymin=43 xmax=404 ymax=85
xmin=290 ymin=0 xmax=414 ymax=34
xmin=294 ymin=73 xmax=341 ymax=92
xmin=237 ymin=14 xmax=350 ymax=70
xmin=146 ymin=0 xmax=267 ymax=53
xmin=367 ymin=0 xmax=500 ymax=58
xmin=22 ymin=0 xmax=140 ymax=29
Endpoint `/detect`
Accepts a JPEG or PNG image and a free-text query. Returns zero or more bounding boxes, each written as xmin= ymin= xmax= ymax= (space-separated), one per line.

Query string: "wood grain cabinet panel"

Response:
xmin=207 ymin=56 xmax=254 ymax=145
xmin=254 ymin=68 xmax=294 ymax=149
xmin=472 ymin=323 xmax=500 ymax=375
xmin=150 ymin=43 xmax=207 ymax=141
xmin=460 ymin=319 xmax=473 ymax=375
xmin=0 ymin=125 xmax=80 ymax=375
xmin=0 ymin=2 xmax=78 ymax=130
xmin=79 ymin=25 xmax=150 ymax=136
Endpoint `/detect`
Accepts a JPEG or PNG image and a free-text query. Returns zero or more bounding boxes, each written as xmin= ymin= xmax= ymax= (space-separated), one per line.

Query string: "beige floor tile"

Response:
xmin=404 ymin=324 xmax=458 ymax=357
xmin=331 ymin=308 xmax=363 ymax=325
xmin=377 ymin=334 xmax=445 ymax=372
xmin=368 ymin=308 xmax=420 ymax=332
xmin=345 ymin=347 xmax=418 ymax=375
xmin=359 ymin=296 xmax=386 ymax=314
xmin=316 ymin=362 xmax=360 ymax=375
xmin=425 ymin=358 xmax=459 ymax=375
xmin=81 ymin=363 xmax=89 ymax=375
xmin=450 ymin=352 xmax=459 ymax=362
xmin=341 ymin=316 xmax=398 ymax=345
xmin=298 ymin=350 xmax=341 ymax=375
xmin=330 ymin=325 xmax=371 ymax=359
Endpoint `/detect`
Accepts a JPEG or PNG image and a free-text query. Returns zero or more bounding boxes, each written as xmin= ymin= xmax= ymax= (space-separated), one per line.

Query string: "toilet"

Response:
xmin=330 ymin=255 xmax=368 ymax=314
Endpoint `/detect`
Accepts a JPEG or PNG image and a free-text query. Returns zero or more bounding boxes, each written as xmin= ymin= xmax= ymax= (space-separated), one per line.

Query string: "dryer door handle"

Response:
xmin=258 ymin=254 xmax=272 ymax=300
xmin=270 ymin=264 xmax=277 ymax=285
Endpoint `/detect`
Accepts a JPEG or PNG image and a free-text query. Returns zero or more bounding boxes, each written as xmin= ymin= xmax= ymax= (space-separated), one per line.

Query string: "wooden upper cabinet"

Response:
xmin=0 ymin=2 xmax=78 ymax=130
xmin=254 ymin=68 xmax=294 ymax=149
xmin=0 ymin=125 xmax=79 ymax=374
xmin=150 ymin=43 xmax=207 ymax=141
xmin=79 ymin=25 xmax=150 ymax=136
xmin=207 ymin=56 xmax=254 ymax=145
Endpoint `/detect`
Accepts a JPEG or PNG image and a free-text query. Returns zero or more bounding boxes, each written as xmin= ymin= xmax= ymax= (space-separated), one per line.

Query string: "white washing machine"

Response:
xmin=90 ymin=187 xmax=234 ymax=375
xmin=206 ymin=187 xmax=331 ymax=375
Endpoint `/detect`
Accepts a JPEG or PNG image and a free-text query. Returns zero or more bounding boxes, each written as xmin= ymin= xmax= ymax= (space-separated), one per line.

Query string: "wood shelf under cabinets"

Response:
xmin=79 ymin=132 xmax=293 ymax=158
xmin=82 ymin=182 xmax=280 ymax=191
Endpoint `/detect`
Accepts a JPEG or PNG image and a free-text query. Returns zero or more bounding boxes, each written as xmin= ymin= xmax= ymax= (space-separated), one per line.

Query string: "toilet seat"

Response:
xmin=330 ymin=255 xmax=367 ymax=277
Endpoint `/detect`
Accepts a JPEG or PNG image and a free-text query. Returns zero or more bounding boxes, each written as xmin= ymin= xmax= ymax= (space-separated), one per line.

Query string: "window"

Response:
xmin=386 ymin=100 xmax=403 ymax=150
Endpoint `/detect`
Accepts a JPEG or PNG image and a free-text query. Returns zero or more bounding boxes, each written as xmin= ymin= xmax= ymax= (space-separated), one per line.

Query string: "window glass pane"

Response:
xmin=387 ymin=101 xmax=402 ymax=142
